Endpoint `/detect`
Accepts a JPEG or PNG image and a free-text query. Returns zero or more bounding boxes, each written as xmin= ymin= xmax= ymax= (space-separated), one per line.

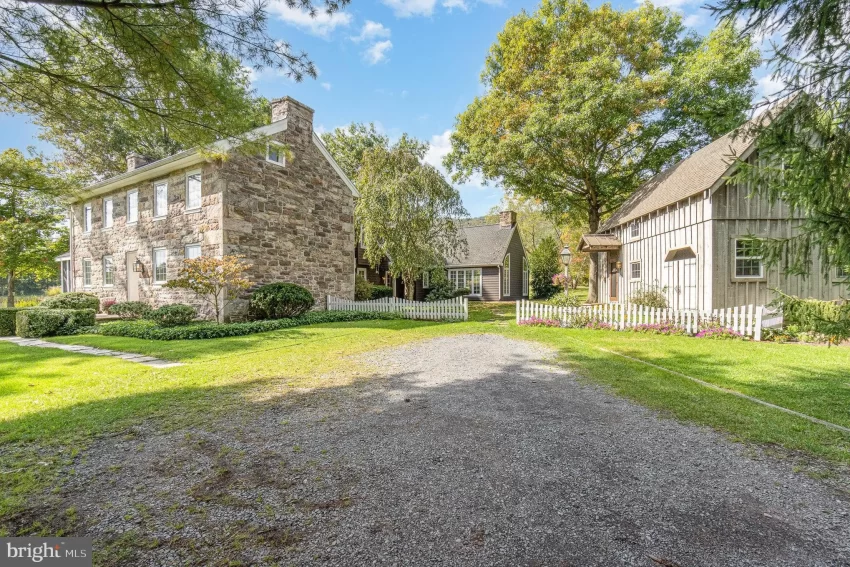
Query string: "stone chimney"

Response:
xmin=270 ymin=96 xmax=314 ymax=127
xmin=499 ymin=210 xmax=517 ymax=229
xmin=126 ymin=153 xmax=152 ymax=172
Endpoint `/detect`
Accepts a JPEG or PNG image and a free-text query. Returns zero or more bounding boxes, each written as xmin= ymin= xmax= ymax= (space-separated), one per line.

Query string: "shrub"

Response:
xmin=355 ymin=276 xmax=373 ymax=301
xmin=694 ymin=326 xmax=746 ymax=340
xmin=108 ymin=301 xmax=152 ymax=320
xmin=101 ymin=298 xmax=117 ymax=313
xmin=370 ymin=285 xmax=393 ymax=300
xmin=15 ymin=308 xmax=96 ymax=338
xmin=529 ymin=237 xmax=561 ymax=299
xmin=146 ymin=304 xmax=196 ymax=327
xmin=584 ymin=320 xmax=615 ymax=330
xmin=164 ymin=255 xmax=252 ymax=323
xmin=518 ymin=317 xmax=561 ymax=327
xmin=98 ymin=310 xmax=401 ymax=340
xmin=632 ymin=323 xmax=688 ymax=336
xmin=425 ymin=281 xmax=469 ymax=301
xmin=777 ymin=294 xmax=849 ymax=345
xmin=547 ymin=293 xmax=583 ymax=308
xmin=0 ymin=308 xmax=29 ymax=336
xmin=45 ymin=287 xmax=62 ymax=296
xmin=40 ymin=292 xmax=100 ymax=311
xmin=249 ymin=283 xmax=315 ymax=320
xmin=630 ymin=284 xmax=668 ymax=309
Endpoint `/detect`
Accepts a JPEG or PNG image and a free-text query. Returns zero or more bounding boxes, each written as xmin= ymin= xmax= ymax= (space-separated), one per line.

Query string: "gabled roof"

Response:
xmin=599 ymin=127 xmax=755 ymax=231
xmin=75 ymin=119 xmax=358 ymax=201
xmin=447 ymin=224 xmax=517 ymax=267
xmin=578 ymin=234 xmax=622 ymax=252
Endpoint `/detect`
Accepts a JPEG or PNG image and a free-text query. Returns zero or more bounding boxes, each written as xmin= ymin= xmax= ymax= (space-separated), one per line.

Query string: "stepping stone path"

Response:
xmin=0 ymin=337 xmax=182 ymax=368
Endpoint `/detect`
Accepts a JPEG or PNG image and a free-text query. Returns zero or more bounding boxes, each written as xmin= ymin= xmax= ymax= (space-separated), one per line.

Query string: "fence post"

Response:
xmin=754 ymin=305 xmax=763 ymax=341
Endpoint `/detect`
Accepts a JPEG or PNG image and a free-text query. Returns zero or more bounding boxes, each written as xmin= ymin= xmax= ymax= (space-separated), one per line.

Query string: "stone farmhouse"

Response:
xmin=579 ymin=119 xmax=848 ymax=311
xmin=356 ymin=211 xmax=529 ymax=301
xmin=60 ymin=97 xmax=358 ymax=319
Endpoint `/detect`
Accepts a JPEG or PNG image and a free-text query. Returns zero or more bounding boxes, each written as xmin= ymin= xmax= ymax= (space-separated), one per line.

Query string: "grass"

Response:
xmin=2 ymin=301 xmax=850 ymax=535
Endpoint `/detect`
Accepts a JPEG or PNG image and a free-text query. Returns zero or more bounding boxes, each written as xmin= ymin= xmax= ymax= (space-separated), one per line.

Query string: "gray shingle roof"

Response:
xmin=599 ymin=127 xmax=756 ymax=232
xmin=447 ymin=224 xmax=516 ymax=267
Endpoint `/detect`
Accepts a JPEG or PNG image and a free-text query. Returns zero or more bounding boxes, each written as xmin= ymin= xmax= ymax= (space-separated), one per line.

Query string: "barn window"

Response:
xmin=734 ymin=239 xmax=763 ymax=279
xmin=630 ymin=261 xmax=641 ymax=280
xmin=836 ymin=266 xmax=848 ymax=280
xmin=630 ymin=222 xmax=639 ymax=238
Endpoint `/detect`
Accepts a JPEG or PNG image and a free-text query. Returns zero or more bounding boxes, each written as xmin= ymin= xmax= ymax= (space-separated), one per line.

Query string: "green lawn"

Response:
xmin=3 ymin=302 xmax=850 ymax=534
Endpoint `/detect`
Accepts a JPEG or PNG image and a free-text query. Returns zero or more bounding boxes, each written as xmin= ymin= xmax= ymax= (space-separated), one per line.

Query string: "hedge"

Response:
xmin=40 ymin=292 xmax=100 ymax=311
xmin=0 ymin=308 xmax=30 ymax=336
xmin=16 ymin=308 xmax=97 ymax=338
xmin=96 ymin=310 xmax=401 ymax=340
xmin=249 ymin=283 xmax=314 ymax=319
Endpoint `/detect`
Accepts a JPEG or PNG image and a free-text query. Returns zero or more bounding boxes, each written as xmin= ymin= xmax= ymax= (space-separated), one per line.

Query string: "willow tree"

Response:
xmin=356 ymin=136 xmax=468 ymax=300
xmin=445 ymin=0 xmax=759 ymax=302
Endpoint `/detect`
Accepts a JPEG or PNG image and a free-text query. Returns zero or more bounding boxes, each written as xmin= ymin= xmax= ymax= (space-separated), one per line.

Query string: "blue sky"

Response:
xmin=0 ymin=0 xmax=780 ymax=216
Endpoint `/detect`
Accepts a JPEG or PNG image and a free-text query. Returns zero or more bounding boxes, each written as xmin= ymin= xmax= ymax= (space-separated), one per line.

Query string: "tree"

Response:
xmin=356 ymin=135 xmax=468 ymax=300
xmin=528 ymin=236 xmax=560 ymax=299
xmin=709 ymin=0 xmax=850 ymax=280
xmin=1 ymin=0 xmax=348 ymax=161
xmin=483 ymin=195 xmax=561 ymax=249
xmin=321 ymin=123 xmax=389 ymax=181
xmin=445 ymin=0 xmax=760 ymax=302
xmin=0 ymin=149 xmax=70 ymax=307
xmin=164 ymin=255 xmax=251 ymax=322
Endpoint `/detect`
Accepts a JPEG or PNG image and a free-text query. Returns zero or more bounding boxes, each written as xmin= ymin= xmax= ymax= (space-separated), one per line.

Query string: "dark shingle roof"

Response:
xmin=447 ymin=224 xmax=516 ymax=267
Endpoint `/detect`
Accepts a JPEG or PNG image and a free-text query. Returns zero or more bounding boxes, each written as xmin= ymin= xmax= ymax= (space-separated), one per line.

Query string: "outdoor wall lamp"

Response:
xmin=611 ymin=261 xmax=622 ymax=274
xmin=133 ymin=258 xmax=145 ymax=273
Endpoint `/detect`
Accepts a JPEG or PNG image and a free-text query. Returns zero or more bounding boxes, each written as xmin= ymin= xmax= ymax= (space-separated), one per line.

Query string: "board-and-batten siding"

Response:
xmin=712 ymin=179 xmax=847 ymax=308
xmin=598 ymin=192 xmax=713 ymax=311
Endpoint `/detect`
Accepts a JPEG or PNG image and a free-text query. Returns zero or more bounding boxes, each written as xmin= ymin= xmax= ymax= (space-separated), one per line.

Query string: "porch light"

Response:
xmin=133 ymin=258 xmax=144 ymax=273
xmin=560 ymin=244 xmax=572 ymax=266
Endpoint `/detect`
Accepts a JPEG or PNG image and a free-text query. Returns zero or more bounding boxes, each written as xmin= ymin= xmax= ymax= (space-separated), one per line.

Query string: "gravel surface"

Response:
xmin=60 ymin=334 xmax=850 ymax=566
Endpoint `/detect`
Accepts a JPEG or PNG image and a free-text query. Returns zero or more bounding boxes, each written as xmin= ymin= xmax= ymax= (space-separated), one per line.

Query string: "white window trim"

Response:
xmin=733 ymin=238 xmax=764 ymax=280
xmin=126 ymin=190 xmax=139 ymax=224
xmin=630 ymin=221 xmax=640 ymax=239
xmin=522 ymin=257 xmax=529 ymax=296
xmin=502 ymin=254 xmax=511 ymax=297
xmin=102 ymin=255 xmax=114 ymax=287
xmin=630 ymin=261 xmax=642 ymax=280
xmin=422 ymin=271 xmax=430 ymax=288
xmin=153 ymin=181 xmax=168 ymax=219
xmin=184 ymin=244 xmax=202 ymax=260
xmin=185 ymin=169 xmax=202 ymax=213
xmin=103 ymin=198 xmax=113 ymax=229
xmin=266 ymin=141 xmax=286 ymax=167
xmin=356 ymin=267 xmax=367 ymax=280
xmin=83 ymin=204 xmax=92 ymax=233
xmin=152 ymin=247 xmax=168 ymax=285
xmin=448 ymin=268 xmax=482 ymax=297
xmin=82 ymin=258 xmax=92 ymax=288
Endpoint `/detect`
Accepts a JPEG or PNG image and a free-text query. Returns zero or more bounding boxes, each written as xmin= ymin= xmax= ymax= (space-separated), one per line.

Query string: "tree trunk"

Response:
xmin=403 ymin=271 xmax=416 ymax=301
xmin=6 ymin=272 xmax=14 ymax=308
xmin=586 ymin=203 xmax=601 ymax=304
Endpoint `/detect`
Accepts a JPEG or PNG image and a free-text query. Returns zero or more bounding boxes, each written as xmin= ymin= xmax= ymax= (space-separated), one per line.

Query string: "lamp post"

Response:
xmin=560 ymin=244 xmax=572 ymax=297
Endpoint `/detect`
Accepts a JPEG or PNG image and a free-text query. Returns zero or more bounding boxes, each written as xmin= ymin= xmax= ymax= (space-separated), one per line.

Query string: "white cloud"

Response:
xmin=380 ymin=0 xmax=437 ymax=17
xmin=401 ymin=90 xmax=409 ymax=98
xmin=425 ymin=130 xmax=486 ymax=188
xmin=321 ymin=82 xmax=332 ymax=91
xmin=268 ymin=2 xmax=352 ymax=37
xmin=351 ymin=20 xmax=391 ymax=42
xmin=364 ymin=40 xmax=393 ymax=65
xmin=442 ymin=0 xmax=468 ymax=11
xmin=682 ymin=13 xmax=703 ymax=27
xmin=757 ymin=74 xmax=786 ymax=98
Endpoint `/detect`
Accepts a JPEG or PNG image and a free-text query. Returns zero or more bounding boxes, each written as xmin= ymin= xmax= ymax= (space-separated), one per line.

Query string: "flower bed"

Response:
xmin=518 ymin=316 xmax=562 ymax=328
xmin=694 ymin=326 xmax=746 ymax=340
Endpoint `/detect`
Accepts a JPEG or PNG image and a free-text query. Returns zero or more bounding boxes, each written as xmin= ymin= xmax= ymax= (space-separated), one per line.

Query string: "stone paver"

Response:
xmin=0 ymin=336 xmax=182 ymax=368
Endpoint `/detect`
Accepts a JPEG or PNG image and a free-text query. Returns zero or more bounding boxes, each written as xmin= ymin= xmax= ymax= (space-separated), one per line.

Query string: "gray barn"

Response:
xmin=580 ymin=122 xmax=848 ymax=311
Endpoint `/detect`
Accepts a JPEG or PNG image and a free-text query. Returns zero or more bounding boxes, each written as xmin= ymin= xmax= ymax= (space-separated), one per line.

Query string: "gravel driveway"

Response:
xmin=62 ymin=334 xmax=850 ymax=566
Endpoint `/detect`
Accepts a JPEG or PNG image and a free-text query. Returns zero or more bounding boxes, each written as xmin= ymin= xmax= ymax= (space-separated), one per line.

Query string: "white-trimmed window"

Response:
xmin=836 ymin=265 xmax=848 ymax=280
xmin=734 ymin=239 xmax=764 ymax=279
xmin=266 ymin=142 xmax=286 ymax=166
xmin=356 ymin=267 xmax=367 ymax=280
xmin=103 ymin=198 xmax=113 ymax=229
xmin=422 ymin=271 xmax=430 ymax=288
xmin=83 ymin=204 xmax=92 ymax=233
xmin=502 ymin=254 xmax=511 ymax=296
xmin=153 ymin=247 xmax=167 ymax=284
xmin=630 ymin=261 xmax=641 ymax=280
xmin=103 ymin=255 xmax=114 ymax=286
xmin=184 ymin=244 xmax=202 ymax=260
xmin=82 ymin=258 xmax=92 ymax=287
xmin=154 ymin=182 xmax=168 ymax=218
xmin=630 ymin=222 xmax=640 ymax=238
xmin=185 ymin=170 xmax=202 ymax=211
xmin=127 ymin=190 xmax=138 ymax=224
xmin=522 ymin=257 xmax=529 ymax=296
xmin=448 ymin=268 xmax=482 ymax=296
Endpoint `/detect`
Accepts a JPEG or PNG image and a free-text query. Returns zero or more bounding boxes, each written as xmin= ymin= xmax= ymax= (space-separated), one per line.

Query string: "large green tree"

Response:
xmin=445 ymin=0 xmax=760 ymax=302
xmin=321 ymin=123 xmax=389 ymax=182
xmin=356 ymin=136 xmax=468 ymax=300
xmin=1 ymin=0 xmax=347 ymax=168
xmin=710 ymin=0 xmax=850 ymax=280
xmin=0 ymin=149 xmax=71 ymax=307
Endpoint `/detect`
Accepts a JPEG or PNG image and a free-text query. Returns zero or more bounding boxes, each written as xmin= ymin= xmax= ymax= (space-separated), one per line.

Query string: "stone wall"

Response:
xmin=70 ymin=162 xmax=225 ymax=317
xmin=221 ymin=99 xmax=356 ymax=316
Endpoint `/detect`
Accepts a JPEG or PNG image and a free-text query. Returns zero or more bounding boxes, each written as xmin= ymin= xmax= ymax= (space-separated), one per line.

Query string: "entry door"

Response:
xmin=609 ymin=261 xmax=619 ymax=302
xmin=126 ymin=251 xmax=140 ymax=301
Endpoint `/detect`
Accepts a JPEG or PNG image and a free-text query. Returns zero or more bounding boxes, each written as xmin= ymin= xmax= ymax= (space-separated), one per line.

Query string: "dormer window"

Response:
xmin=266 ymin=142 xmax=286 ymax=167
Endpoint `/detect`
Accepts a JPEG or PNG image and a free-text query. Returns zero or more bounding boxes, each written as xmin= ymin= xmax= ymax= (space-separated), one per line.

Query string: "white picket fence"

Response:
xmin=327 ymin=295 xmax=468 ymax=321
xmin=516 ymin=300 xmax=766 ymax=340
